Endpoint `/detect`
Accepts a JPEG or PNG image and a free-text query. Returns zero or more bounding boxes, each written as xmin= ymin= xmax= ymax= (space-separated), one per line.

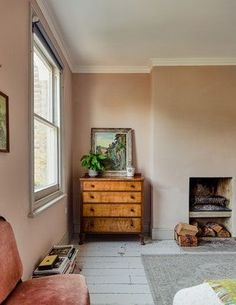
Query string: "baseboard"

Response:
xmin=74 ymin=224 xmax=80 ymax=234
xmin=58 ymin=231 xmax=70 ymax=245
xmin=152 ymin=228 xmax=174 ymax=240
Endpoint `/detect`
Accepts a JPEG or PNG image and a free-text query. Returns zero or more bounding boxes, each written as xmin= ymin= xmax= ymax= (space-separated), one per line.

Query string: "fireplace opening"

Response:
xmin=189 ymin=177 xmax=232 ymax=212
xmin=189 ymin=177 xmax=232 ymax=238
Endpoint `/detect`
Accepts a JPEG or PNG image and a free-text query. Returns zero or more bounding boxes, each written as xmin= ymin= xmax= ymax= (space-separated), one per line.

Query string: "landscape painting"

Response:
xmin=0 ymin=92 xmax=9 ymax=152
xmin=91 ymin=128 xmax=132 ymax=176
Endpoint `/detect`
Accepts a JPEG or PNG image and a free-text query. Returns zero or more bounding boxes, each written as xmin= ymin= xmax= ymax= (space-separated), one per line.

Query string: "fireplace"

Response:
xmin=189 ymin=177 xmax=232 ymax=238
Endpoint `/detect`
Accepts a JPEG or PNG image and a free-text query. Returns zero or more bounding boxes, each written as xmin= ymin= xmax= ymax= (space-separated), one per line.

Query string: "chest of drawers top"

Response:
xmin=80 ymin=174 xmax=144 ymax=192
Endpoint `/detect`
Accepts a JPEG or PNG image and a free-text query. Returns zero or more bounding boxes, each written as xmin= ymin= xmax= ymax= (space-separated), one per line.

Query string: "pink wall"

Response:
xmin=151 ymin=66 xmax=236 ymax=238
xmin=0 ymin=0 xmax=73 ymax=278
xmin=72 ymin=73 xmax=151 ymax=232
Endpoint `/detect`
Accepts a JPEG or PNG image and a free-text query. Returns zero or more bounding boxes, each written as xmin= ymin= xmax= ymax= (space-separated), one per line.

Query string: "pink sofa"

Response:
xmin=0 ymin=217 xmax=90 ymax=305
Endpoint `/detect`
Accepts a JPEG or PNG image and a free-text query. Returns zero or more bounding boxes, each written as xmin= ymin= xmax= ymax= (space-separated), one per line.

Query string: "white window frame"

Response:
xmin=29 ymin=9 xmax=65 ymax=217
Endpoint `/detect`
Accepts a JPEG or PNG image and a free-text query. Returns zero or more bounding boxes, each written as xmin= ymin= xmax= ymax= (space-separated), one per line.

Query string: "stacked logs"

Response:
xmin=174 ymin=223 xmax=198 ymax=247
xmin=190 ymin=221 xmax=231 ymax=238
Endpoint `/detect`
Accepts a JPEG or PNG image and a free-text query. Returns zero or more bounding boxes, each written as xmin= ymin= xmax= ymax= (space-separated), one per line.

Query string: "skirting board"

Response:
xmin=152 ymin=228 xmax=174 ymax=240
xmin=58 ymin=231 xmax=70 ymax=245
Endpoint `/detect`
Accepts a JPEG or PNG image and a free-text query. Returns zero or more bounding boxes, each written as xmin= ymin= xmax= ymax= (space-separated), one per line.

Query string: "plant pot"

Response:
xmin=88 ymin=169 xmax=98 ymax=177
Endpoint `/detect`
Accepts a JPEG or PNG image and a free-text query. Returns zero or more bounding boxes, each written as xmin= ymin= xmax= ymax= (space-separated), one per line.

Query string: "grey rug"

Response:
xmin=142 ymin=253 xmax=236 ymax=305
xmin=183 ymin=238 xmax=236 ymax=252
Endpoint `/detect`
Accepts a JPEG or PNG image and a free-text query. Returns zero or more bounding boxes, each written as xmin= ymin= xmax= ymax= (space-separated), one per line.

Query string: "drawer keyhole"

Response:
xmin=130 ymin=195 xmax=135 ymax=200
xmin=90 ymin=195 xmax=95 ymax=199
xmin=91 ymin=184 xmax=95 ymax=188
xmin=130 ymin=208 xmax=135 ymax=212
xmin=130 ymin=220 xmax=134 ymax=227
xmin=90 ymin=208 xmax=94 ymax=212
xmin=130 ymin=184 xmax=135 ymax=189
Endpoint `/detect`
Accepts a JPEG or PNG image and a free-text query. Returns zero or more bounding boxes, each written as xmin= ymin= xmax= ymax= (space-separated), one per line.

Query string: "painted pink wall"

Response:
xmin=151 ymin=66 xmax=236 ymax=239
xmin=72 ymin=73 xmax=151 ymax=233
xmin=0 ymin=0 xmax=73 ymax=279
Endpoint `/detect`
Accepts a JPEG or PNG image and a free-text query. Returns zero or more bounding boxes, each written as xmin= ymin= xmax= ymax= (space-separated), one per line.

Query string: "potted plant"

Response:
xmin=80 ymin=152 xmax=107 ymax=177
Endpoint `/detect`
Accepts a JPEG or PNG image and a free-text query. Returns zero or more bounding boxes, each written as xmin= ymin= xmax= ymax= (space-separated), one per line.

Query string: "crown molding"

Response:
xmin=75 ymin=58 xmax=236 ymax=74
xmin=75 ymin=65 xmax=151 ymax=74
xmin=35 ymin=0 xmax=74 ymax=71
xmin=151 ymin=57 xmax=236 ymax=67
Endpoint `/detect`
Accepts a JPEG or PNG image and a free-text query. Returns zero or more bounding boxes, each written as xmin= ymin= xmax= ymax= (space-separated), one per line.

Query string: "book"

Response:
xmin=33 ymin=256 xmax=69 ymax=276
xmin=38 ymin=255 xmax=58 ymax=270
xmin=65 ymin=249 xmax=78 ymax=274
xmin=49 ymin=245 xmax=74 ymax=257
xmin=33 ymin=245 xmax=78 ymax=277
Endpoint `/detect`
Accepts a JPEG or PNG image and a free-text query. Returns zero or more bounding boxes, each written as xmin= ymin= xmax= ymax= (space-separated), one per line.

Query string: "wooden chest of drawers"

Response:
xmin=80 ymin=174 xmax=144 ymax=244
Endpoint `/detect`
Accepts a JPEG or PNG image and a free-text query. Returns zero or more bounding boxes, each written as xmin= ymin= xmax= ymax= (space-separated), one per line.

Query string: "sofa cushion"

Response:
xmin=5 ymin=274 xmax=90 ymax=305
xmin=0 ymin=219 xmax=23 ymax=303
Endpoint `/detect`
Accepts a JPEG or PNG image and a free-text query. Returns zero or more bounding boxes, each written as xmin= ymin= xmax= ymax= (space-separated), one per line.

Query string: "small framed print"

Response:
xmin=91 ymin=128 xmax=133 ymax=176
xmin=0 ymin=91 xmax=9 ymax=152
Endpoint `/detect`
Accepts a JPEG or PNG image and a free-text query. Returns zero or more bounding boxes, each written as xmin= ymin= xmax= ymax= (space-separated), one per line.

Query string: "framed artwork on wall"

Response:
xmin=0 ymin=91 xmax=9 ymax=152
xmin=91 ymin=128 xmax=133 ymax=176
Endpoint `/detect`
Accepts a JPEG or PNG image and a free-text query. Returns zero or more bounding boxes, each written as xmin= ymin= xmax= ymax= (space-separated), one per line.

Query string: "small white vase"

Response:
xmin=126 ymin=166 xmax=135 ymax=177
xmin=88 ymin=169 xmax=98 ymax=177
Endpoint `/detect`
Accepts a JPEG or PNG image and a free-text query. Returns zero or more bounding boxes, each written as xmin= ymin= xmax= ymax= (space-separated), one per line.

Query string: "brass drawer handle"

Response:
xmin=130 ymin=195 xmax=135 ymax=200
xmin=90 ymin=195 xmax=95 ymax=199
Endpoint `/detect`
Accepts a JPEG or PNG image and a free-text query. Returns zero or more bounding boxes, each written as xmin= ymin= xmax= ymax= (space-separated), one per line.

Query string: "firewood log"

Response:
xmin=175 ymin=223 xmax=198 ymax=236
xmin=177 ymin=234 xmax=198 ymax=247
xmin=201 ymin=226 xmax=216 ymax=237
xmin=217 ymin=228 xmax=231 ymax=238
xmin=206 ymin=222 xmax=223 ymax=233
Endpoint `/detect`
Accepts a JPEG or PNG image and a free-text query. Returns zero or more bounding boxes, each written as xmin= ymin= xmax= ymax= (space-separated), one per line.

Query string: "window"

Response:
xmin=30 ymin=13 xmax=64 ymax=215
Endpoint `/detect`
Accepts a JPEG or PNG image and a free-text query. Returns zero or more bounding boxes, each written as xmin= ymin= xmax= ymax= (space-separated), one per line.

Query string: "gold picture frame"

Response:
xmin=91 ymin=128 xmax=133 ymax=176
xmin=0 ymin=91 xmax=9 ymax=152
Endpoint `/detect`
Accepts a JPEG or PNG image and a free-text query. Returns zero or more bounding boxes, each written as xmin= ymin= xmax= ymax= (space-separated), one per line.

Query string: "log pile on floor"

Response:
xmin=174 ymin=223 xmax=198 ymax=247
xmin=190 ymin=221 xmax=231 ymax=238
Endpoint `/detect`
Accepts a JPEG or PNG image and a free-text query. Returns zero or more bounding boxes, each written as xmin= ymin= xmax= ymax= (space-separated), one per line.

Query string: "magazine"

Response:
xmin=65 ymin=249 xmax=78 ymax=274
xmin=33 ymin=246 xmax=78 ymax=277
xmin=33 ymin=256 xmax=69 ymax=276
xmin=49 ymin=245 xmax=74 ymax=257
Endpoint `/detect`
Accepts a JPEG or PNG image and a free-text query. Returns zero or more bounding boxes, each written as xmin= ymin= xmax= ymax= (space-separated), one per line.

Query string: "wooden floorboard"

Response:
xmin=75 ymin=238 xmax=181 ymax=305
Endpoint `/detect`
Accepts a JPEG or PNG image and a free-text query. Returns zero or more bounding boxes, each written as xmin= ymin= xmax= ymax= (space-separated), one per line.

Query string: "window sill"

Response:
xmin=28 ymin=192 xmax=67 ymax=218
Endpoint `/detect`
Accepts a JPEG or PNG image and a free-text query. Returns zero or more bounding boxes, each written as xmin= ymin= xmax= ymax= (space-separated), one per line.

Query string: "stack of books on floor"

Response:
xmin=33 ymin=245 xmax=78 ymax=277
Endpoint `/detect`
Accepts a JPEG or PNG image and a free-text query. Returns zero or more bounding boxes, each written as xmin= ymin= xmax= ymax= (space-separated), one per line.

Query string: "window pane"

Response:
xmin=34 ymin=47 xmax=53 ymax=122
xmin=34 ymin=118 xmax=58 ymax=192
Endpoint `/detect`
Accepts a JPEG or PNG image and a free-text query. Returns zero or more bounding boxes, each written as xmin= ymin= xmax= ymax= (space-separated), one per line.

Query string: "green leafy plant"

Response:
xmin=80 ymin=152 xmax=107 ymax=172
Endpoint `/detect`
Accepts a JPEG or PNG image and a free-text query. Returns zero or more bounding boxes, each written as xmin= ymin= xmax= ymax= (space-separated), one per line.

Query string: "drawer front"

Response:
xmin=83 ymin=204 xmax=141 ymax=217
xmin=83 ymin=191 xmax=141 ymax=203
xmin=82 ymin=218 xmax=141 ymax=233
xmin=82 ymin=181 xmax=142 ymax=191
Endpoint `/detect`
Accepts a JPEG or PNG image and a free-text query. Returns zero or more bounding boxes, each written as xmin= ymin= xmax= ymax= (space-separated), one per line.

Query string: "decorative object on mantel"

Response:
xmin=0 ymin=91 xmax=9 ymax=152
xmin=80 ymin=152 xmax=107 ymax=177
xmin=126 ymin=164 xmax=135 ymax=177
xmin=91 ymin=128 xmax=133 ymax=176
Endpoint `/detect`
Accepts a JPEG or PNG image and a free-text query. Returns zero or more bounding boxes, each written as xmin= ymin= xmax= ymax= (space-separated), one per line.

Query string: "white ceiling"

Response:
xmin=39 ymin=0 xmax=236 ymax=72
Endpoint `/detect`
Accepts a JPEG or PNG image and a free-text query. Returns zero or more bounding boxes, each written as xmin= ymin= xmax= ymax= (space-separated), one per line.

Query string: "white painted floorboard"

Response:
xmin=75 ymin=238 xmax=181 ymax=305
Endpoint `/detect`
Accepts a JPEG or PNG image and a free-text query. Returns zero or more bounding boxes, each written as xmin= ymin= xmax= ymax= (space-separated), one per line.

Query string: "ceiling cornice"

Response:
xmin=75 ymin=58 xmax=236 ymax=73
xmin=35 ymin=0 xmax=74 ymax=72
xmin=75 ymin=66 xmax=151 ymax=74
xmin=151 ymin=58 xmax=236 ymax=67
